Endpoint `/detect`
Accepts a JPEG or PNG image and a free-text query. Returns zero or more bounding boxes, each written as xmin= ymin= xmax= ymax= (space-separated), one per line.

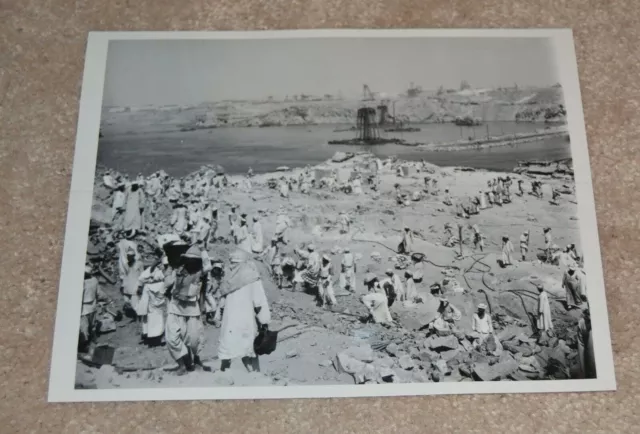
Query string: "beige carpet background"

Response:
xmin=1 ymin=1 xmax=639 ymax=432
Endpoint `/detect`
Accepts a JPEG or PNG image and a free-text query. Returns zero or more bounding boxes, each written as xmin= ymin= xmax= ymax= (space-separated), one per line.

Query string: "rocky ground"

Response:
xmin=77 ymin=151 xmax=585 ymax=389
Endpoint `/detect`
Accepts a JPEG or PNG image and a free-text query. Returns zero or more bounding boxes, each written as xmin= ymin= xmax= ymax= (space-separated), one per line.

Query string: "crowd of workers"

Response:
xmin=79 ymin=158 xmax=594 ymax=380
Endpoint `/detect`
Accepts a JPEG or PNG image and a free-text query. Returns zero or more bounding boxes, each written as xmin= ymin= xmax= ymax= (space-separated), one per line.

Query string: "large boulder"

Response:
xmin=398 ymin=355 xmax=415 ymax=371
xmin=344 ymin=345 xmax=375 ymax=363
xmin=331 ymin=152 xmax=355 ymax=163
xmin=385 ymin=342 xmax=400 ymax=357
xmin=472 ymin=355 xmax=518 ymax=381
xmin=91 ymin=203 xmax=113 ymax=226
xmin=335 ymin=352 xmax=367 ymax=384
xmin=439 ymin=348 xmax=461 ymax=361
xmin=426 ymin=335 xmax=459 ymax=352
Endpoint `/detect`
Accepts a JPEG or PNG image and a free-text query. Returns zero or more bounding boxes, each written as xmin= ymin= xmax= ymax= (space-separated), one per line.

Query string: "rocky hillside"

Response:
xmin=78 ymin=153 xmax=587 ymax=389
xmin=103 ymin=86 xmax=567 ymax=132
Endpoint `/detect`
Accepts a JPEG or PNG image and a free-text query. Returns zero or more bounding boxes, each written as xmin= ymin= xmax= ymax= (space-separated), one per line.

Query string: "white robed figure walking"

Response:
xmin=536 ymin=284 xmax=553 ymax=333
xmin=170 ymin=204 xmax=188 ymax=236
xmin=136 ymin=259 xmax=168 ymax=344
xmin=479 ymin=190 xmax=488 ymax=209
xmin=279 ymin=179 xmax=289 ymax=198
xmin=236 ymin=218 xmax=252 ymax=253
xmin=501 ymin=236 xmax=514 ymax=266
xmin=218 ymin=249 xmax=271 ymax=372
xmin=123 ymin=182 xmax=145 ymax=233
xmin=274 ymin=208 xmax=291 ymax=245
xmin=250 ymin=216 xmax=264 ymax=253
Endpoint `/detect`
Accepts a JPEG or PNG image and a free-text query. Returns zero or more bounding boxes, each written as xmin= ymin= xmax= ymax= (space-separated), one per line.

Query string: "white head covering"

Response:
xmin=230 ymin=248 xmax=251 ymax=263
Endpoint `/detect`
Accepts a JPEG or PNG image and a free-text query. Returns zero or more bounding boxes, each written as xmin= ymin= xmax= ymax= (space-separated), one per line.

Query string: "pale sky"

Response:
xmin=103 ymin=37 xmax=559 ymax=106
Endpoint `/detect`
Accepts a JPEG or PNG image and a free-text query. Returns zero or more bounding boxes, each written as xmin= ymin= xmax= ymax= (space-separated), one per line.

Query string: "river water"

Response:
xmin=97 ymin=122 xmax=571 ymax=177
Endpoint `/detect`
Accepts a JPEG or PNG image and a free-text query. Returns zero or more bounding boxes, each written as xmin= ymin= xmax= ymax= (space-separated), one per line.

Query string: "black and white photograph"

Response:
xmin=49 ymin=30 xmax=615 ymax=402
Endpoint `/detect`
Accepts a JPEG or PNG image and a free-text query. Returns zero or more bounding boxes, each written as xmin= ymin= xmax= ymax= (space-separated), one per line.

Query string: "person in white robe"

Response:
xmin=398 ymin=226 xmax=415 ymax=254
xmin=520 ymin=230 xmax=530 ymax=261
xmin=136 ymin=258 xmax=168 ymax=346
xmin=123 ymin=182 xmax=144 ymax=233
xmin=146 ymin=174 xmax=162 ymax=198
xmin=118 ymin=231 xmax=139 ymax=264
xmin=260 ymin=238 xmax=279 ymax=274
xmin=170 ymin=204 xmax=188 ymax=236
xmin=558 ymin=249 xmax=578 ymax=270
xmin=218 ymin=249 xmax=271 ymax=372
xmin=300 ymin=179 xmax=311 ymax=194
xmin=187 ymin=200 xmax=201 ymax=231
xmin=536 ymin=284 xmax=553 ymax=333
xmin=164 ymin=246 xmax=212 ymax=375
xmin=339 ymin=247 xmax=357 ymax=292
xmin=479 ymin=190 xmax=488 ymax=209
xmin=204 ymin=261 xmax=224 ymax=327
xmin=382 ymin=269 xmax=405 ymax=302
xmin=243 ymin=177 xmax=252 ymax=191
xmin=471 ymin=303 xmax=493 ymax=346
xmin=235 ymin=217 xmax=252 ymax=253
xmin=295 ymin=244 xmax=321 ymax=292
xmin=208 ymin=207 xmax=219 ymax=243
xmin=567 ymin=243 xmax=580 ymax=263
xmin=577 ymin=309 xmax=596 ymax=378
xmin=501 ymin=236 xmax=514 ymax=266
xmin=119 ymin=242 xmax=144 ymax=314
xmin=395 ymin=184 xmax=408 ymax=206
xmin=443 ymin=189 xmax=453 ymax=206
xmin=352 ymin=176 xmax=363 ymax=195
xmin=543 ymin=227 xmax=553 ymax=262
xmin=205 ymin=179 xmax=218 ymax=201
xmin=495 ymin=182 xmax=504 ymax=205
xmin=111 ymin=184 xmax=127 ymax=224
xmin=338 ymin=211 xmax=350 ymax=234
xmin=404 ymin=270 xmax=418 ymax=305
xmin=279 ymin=178 xmax=290 ymax=198
xmin=228 ymin=206 xmax=239 ymax=240
xmin=250 ymin=216 xmax=264 ymax=254
xmin=274 ymin=208 xmax=292 ymax=245
xmin=79 ymin=264 xmax=110 ymax=356
xmin=190 ymin=216 xmax=211 ymax=249
xmin=103 ymin=173 xmax=117 ymax=189
xmin=166 ymin=181 xmax=181 ymax=203
xmin=360 ymin=292 xmax=393 ymax=324
xmin=472 ymin=224 xmax=485 ymax=252
xmin=562 ymin=264 xmax=587 ymax=309
xmin=199 ymin=201 xmax=213 ymax=224
xmin=431 ymin=297 xmax=462 ymax=335
xmin=319 ymin=255 xmax=337 ymax=306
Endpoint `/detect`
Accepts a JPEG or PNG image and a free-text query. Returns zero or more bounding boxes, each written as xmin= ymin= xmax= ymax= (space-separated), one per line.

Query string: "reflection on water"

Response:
xmin=97 ymin=123 xmax=571 ymax=177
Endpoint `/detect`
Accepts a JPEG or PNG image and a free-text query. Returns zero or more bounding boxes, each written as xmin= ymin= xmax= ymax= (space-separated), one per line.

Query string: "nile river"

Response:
xmin=98 ymin=122 xmax=571 ymax=177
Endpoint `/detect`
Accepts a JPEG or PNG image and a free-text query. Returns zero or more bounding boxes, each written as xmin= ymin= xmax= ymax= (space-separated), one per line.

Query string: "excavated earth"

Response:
xmin=76 ymin=152 xmax=585 ymax=389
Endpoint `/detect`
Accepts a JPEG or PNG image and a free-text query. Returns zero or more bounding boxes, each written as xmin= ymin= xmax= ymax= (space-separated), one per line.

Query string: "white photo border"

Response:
xmin=48 ymin=29 xmax=616 ymax=402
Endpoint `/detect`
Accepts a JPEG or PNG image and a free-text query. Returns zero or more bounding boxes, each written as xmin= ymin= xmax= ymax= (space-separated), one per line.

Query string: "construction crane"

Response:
xmin=362 ymin=84 xmax=376 ymax=101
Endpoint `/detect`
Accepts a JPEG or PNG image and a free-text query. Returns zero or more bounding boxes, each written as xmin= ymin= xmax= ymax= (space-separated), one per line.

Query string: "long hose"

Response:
xmin=351 ymin=235 xmax=460 ymax=270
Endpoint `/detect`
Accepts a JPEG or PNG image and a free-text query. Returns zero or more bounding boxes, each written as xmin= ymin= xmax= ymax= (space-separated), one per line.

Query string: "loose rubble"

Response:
xmin=76 ymin=148 xmax=591 ymax=389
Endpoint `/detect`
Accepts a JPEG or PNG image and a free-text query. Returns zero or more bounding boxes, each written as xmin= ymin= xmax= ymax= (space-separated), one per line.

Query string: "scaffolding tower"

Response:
xmin=356 ymin=107 xmax=380 ymax=141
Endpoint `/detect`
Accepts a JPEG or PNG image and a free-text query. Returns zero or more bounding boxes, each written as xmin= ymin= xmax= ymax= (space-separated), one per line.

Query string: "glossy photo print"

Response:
xmin=48 ymin=29 xmax=615 ymax=402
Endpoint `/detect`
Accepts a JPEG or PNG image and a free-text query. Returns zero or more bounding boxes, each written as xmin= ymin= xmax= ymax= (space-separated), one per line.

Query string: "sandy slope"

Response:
xmin=77 ymin=152 xmax=584 ymax=389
